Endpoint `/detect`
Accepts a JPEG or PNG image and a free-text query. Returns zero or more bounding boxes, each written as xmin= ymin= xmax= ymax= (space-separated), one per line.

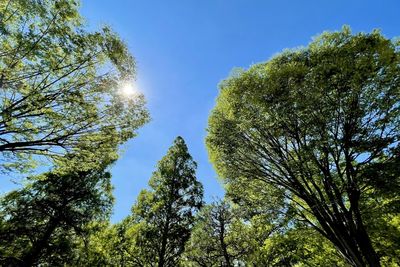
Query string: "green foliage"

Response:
xmin=255 ymin=227 xmax=346 ymax=266
xmin=0 ymin=0 xmax=149 ymax=172
xmin=207 ymin=27 xmax=400 ymax=266
xmin=124 ymin=136 xmax=204 ymax=266
xmin=361 ymin=189 xmax=400 ymax=265
xmin=0 ymin=168 xmax=113 ymax=266
xmin=72 ymin=220 xmax=135 ymax=266
xmin=182 ymin=198 xmax=347 ymax=267
xmin=1 ymin=9 xmax=399 ymax=266
xmin=183 ymin=200 xmax=254 ymax=267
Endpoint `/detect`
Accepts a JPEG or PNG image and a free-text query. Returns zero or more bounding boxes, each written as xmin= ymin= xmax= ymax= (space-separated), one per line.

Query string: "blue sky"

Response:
xmin=78 ymin=0 xmax=400 ymax=222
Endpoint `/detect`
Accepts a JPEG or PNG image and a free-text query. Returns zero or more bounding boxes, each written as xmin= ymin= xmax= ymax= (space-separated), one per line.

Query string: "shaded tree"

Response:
xmin=0 ymin=167 xmax=113 ymax=266
xmin=207 ymin=27 xmax=400 ymax=266
xmin=0 ymin=0 xmax=149 ymax=172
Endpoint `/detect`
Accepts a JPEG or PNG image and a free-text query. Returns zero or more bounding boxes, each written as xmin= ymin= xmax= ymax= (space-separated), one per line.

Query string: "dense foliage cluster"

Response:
xmin=0 ymin=0 xmax=399 ymax=266
xmin=0 ymin=169 xmax=113 ymax=266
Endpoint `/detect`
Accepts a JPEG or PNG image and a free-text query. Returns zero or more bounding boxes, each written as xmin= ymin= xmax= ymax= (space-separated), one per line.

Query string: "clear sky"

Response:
xmin=78 ymin=0 xmax=400 ymax=222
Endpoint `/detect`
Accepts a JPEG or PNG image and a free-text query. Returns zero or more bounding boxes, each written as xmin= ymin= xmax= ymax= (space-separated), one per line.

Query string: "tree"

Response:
xmin=0 ymin=0 xmax=149 ymax=172
xmin=0 ymin=167 xmax=113 ymax=266
xmin=183 ymin=200 xmax=253 ymax=267
xmin=73 ymin=220 xmax=135 ymax=267
xmin=224 ymin=170 xmax=346 ymax=266
xmin=127 ymin=136 xmax=204 ymax=266
xmin=207 ymin=27 xmax=400 ymax=266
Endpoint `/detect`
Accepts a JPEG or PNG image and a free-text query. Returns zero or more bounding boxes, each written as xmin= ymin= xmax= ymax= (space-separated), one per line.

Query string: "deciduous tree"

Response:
xmin=183 ymin=200 xmax=252 ymax=267
xmin=0 ymin=0 xmax=149 ymax=172
xmin=207 ymin=27 xmax=400 ymax=266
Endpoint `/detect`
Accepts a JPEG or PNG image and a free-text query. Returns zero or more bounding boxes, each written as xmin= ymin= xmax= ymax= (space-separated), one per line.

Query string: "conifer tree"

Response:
xmin=128 ymin=136 xmax=204 ymax=266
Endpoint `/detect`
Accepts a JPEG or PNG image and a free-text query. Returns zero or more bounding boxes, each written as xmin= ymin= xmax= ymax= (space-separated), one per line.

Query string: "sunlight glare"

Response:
xmin=119 ymin=81 xmax=138 ymax=98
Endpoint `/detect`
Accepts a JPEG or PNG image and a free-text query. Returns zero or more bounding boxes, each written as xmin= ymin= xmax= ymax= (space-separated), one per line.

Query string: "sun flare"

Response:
xmin=119 ymin=81 xmax=138 ymax=98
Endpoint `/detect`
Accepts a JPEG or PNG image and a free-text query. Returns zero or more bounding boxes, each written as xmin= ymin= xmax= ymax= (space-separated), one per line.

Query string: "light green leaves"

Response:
xmin=0 ymin=0 xmax=149 ymax=172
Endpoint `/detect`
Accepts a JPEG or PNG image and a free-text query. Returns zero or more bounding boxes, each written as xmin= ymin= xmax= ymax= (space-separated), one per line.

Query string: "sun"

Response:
xmin=119 ymin=81 xmax=138 ymax=98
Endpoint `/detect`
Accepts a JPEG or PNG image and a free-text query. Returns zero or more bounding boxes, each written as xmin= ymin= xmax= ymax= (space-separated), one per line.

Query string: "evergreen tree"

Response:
xmin=128 ymin=137 xmax=204 ymax=266
xmin=0 ymin=168 xmax=113 ymax=266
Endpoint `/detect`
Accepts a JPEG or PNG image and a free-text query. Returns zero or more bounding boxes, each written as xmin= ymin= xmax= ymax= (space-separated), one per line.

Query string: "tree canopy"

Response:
xmin=1 ymin=2 xmax=399 ymax=265
xmin=207 ymin=27 xmax=400 ymax=266
xmin=0 ymin=0 xmax=149 ymax=172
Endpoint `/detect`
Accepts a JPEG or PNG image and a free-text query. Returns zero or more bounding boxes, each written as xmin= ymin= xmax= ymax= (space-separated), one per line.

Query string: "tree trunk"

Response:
xmin=355 ymin=225 xmax=381 ymax=266
xmin=158 ymin=210 xmax=171 ymax=267
xmin=158 ymin=228 xmax=168 ymax=267
xmin=350 ymin=190 xmax=381 ymax=266
xmin=306 ymin=191 xmax=381 ymax=267
xmin=219 ymin=217 xmax=232 ymax=267
xmin=22 ymin=218 xmax=58 ymax=267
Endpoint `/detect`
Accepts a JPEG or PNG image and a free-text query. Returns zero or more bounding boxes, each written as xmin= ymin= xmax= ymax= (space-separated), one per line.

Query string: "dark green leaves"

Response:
xmin=126 ymin=137 xmax=204 ymax=266
xmin=0 ymin=168 xmax=113 ymax=266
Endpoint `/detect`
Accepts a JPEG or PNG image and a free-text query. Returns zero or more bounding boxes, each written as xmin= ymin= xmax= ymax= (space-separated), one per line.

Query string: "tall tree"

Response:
xmin=128 ymin=136 xmax=204 ymax=266
xmin=0 ymin=167 xmax=113 ymax=266
xmin=0 ymin=0 xmax=149 ymax=172
xmin=207 ymin=27 xmax=400 ymax=266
